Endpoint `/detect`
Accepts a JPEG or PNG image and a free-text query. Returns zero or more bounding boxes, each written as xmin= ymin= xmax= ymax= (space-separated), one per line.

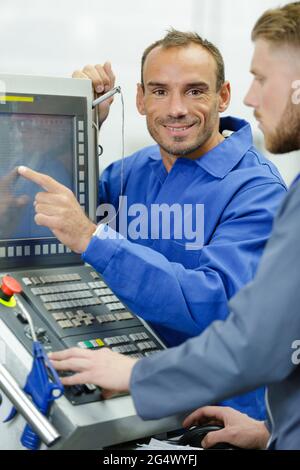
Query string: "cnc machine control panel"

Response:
xmin=0 ymin=265 xmax=163 ymax=406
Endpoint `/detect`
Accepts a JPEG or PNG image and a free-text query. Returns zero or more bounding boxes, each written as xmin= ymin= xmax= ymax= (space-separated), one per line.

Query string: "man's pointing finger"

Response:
xmin=18 ymin=166 xmax=68 ymax=194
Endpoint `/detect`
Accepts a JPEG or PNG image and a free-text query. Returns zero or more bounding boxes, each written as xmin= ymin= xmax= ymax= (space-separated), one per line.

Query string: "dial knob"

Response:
xmin=0 ymin=275 xmax=23 ymax=302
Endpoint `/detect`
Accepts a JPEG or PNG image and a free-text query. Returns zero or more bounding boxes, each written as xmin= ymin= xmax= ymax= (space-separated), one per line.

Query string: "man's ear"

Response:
xmin=136 ymin=83 xmax=146 ymax=115
xmin=218 ymin=81 xmax=231 ymax=113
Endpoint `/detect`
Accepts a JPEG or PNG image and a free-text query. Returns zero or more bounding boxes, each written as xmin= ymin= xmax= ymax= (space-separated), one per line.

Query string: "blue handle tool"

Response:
xmin=5 ymin=341 xmax=64 ymax=450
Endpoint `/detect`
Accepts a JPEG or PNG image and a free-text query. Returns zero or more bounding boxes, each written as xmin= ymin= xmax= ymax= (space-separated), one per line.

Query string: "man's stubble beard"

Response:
xmin=266 ymin=100 xmax=300 ymax=154
xmin=146 ymin=102 xmax=219 ymax=158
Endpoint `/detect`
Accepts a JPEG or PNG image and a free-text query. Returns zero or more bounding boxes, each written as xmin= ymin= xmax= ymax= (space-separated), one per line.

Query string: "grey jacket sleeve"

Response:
xmin=130 ymin=182 xmax=300 ymax=420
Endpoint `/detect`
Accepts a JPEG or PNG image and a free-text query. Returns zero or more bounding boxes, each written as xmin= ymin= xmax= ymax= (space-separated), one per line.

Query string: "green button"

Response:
xmin=84 ymin=341 xmax=93 ymax=348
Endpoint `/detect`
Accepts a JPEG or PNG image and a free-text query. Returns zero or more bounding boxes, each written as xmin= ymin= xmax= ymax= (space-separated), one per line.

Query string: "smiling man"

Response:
xmin=19 ymin=30 xmax=287 ymax=420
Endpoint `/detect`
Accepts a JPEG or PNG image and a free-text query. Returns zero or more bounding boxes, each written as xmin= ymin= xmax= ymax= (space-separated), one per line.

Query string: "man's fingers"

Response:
xmin=72 ymin=70 xmax=90 ymax=80
xmin=49 ymin=347 xmax=92 ymax=361
xmin=80 ymin=64 xmax=108 ymax=94
xmin=34 ymin=213 xmax=64 ymax=231
xmin=35 ymin=190 xmax=73 ymax=206
xmin=94 ymin=64 xmax=112 ymax=92
xmin=73 ymin=64 xmax=115 ymax=94
xmin=183 ymin=406 xmax=225 ymax=428
xmin=50 ymin=357 xmax=90 ymax=373
xmin=18 ymin=166 xmax=67 ymax=194
xmin=59 ymin=372 xmax=91 ymax=386
xmin=35 ymin=202 xmax=63 ymax=217
xmin=202 ymin=429 xmax=231 ymax=449
xmin=103 ymin=61 xmax=116 ymax=88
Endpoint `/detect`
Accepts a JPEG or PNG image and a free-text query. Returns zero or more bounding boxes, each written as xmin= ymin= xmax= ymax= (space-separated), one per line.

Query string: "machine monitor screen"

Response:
xmin=0 ymin=113 xmax=75 ymax=241
xmin=0 ymin=85 xmax=90 ymax=268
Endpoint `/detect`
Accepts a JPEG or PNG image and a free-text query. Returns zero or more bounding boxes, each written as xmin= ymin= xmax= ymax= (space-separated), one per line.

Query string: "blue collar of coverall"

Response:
xmin=148 ymin=116 xmax=253 ymax=179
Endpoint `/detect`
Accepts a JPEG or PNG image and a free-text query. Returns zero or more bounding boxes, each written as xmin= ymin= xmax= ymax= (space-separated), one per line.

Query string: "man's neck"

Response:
xmin=161 ymin=132 xmax=225 ymax=172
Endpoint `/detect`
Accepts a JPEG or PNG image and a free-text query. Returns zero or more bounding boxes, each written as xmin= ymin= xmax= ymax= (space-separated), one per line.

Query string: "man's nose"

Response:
xmin=244 ymin=81 xmax=258 ymax=108
xmin=167 ymin=92 xmax=188 ymax=118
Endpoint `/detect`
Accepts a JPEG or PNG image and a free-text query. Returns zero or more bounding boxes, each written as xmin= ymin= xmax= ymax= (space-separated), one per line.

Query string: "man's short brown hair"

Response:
xmin=141 ymin=29 xmax=225 ymax=91
xmin=252 ymin=2 xmax=300 ymax=46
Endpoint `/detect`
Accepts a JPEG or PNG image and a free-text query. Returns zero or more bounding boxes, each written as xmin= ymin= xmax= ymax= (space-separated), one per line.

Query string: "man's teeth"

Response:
xmin=167 ymin=126 xmax=189 ymax=131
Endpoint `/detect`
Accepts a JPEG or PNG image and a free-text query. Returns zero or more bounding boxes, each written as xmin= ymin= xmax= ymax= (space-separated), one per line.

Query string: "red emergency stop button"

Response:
xmin=0 ymin=275 xmax=23 ymax=302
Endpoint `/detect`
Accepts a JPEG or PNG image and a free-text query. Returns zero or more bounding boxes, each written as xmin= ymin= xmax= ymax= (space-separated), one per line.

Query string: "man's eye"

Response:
xmin=188 ymin=89 xmax=203 ymax=96
xmin=153 ymin=89 xmax=166 ymax=96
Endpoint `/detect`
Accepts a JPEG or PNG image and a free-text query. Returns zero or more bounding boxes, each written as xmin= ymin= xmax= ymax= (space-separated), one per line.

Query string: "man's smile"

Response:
xmin=162 ymin=122 xmax=197 ymax=137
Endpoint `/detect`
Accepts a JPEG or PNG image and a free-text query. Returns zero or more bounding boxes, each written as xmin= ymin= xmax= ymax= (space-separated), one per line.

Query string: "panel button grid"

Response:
xmin=28 ymin=273 xmax=135 ymax=331
xmin=76 ymin=332 xmax=159 ymax=357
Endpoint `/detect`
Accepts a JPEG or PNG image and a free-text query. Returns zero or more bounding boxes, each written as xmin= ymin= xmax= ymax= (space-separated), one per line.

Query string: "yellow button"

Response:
xmin=96 ymin=339 xmax=104 ymax=347
xmin=0 ymin=297 xmax=16 ymax=308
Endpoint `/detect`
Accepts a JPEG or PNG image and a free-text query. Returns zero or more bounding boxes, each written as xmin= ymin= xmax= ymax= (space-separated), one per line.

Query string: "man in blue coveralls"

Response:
xmin=19 ymin=30 xmax=287 ymax=420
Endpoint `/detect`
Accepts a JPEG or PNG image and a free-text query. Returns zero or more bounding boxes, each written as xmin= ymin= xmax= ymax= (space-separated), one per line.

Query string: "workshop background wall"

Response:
xmin=0 ymin=0 xmax=299 ymax=185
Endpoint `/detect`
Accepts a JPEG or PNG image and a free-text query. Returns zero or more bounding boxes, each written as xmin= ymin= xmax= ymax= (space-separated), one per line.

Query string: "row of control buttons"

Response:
xmin=44 ymin=297 xmax=101 ymax=311
xmin=96 ymin=311 xmax=134 ymax=323
xmin=51 ymin=308 xmax=133 ymax=329
xmin=106 ymin=302 xmax=124 ymax=311
xmin=0 ymin=244 xmax=72 ymax=259
xmin=31 ymin=282 xmax=89 ymax=295
xmin=78 ymin=338 xmax=105 ymax=349
xmin=111 ymin=344 xmax=138 ymax=353
xmin=77 ymin=120 xmax=86 ymax=209
xmin=23 ymin=273 xmax=82 ymax=286
xmin=88 ymin=281 xmax=107 ymax=289
xmin=100 ymin=295 xmax=119 ymax=303
xmin=40 ymin=290 xmax=93 ymax=303
xmin=30 ymin=275 xmax=120 ymax=303
xmin=94 ymin=288 xmax=113 ymax=296
xmin=136 ymin=341 xmax=157 ymax=351
xmin=102 ymin=335 xmax=157 ymax=351
xmin=77 ymin=334 xmax=159 ymax=355
xmin=0 ymin=245 xmax=30 ymax=258
xmin=129 ymin=332 xmax=150 ymax=342
xmin=104 ymin=335 xmax=132 ymax=346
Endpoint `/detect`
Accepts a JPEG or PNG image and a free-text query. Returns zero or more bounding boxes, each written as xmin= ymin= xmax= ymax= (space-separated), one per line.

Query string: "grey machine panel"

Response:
xmin=0 ymin=75 xmax=181 ymax=450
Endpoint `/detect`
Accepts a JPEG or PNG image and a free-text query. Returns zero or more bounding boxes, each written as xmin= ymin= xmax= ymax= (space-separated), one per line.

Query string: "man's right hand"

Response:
xmin=183 ymin=406 xmax=270 ymax=449
xmin=72 ymin=62 xmax=116 ymax=127
xmin=49 ymin=347 xmax=138 ymax=397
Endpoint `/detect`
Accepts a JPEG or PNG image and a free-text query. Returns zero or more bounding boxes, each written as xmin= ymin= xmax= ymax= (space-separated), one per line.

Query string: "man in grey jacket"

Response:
xmin=49 ymin=2 xmax=300 ymax=449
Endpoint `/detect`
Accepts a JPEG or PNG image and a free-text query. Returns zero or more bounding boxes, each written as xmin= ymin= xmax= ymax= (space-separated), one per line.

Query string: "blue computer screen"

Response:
xmin=0 ymin=113 xmax=75 ymax=241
